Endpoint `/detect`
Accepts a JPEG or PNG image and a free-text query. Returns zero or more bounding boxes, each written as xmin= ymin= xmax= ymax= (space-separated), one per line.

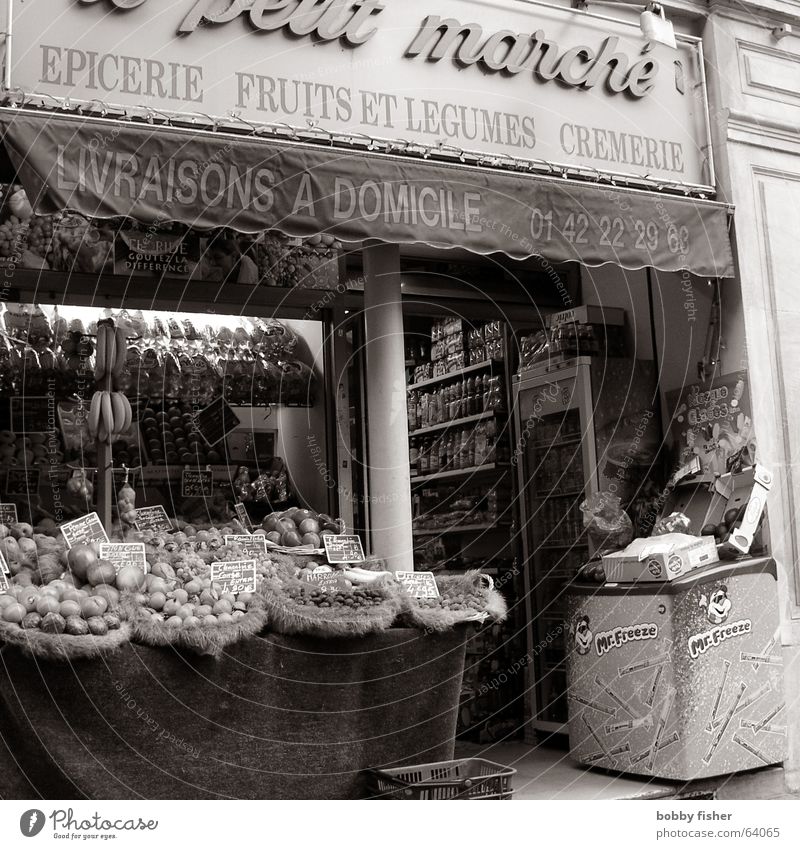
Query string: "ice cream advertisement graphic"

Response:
xmin=702 ymin=586 xmax=732 ymax=625
xmin=572 ymin=615 xmax=593 ymax=655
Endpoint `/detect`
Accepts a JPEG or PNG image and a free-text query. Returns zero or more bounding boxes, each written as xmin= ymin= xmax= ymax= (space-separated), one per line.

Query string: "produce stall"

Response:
xmin=0 ymin=194 xmax=508 ymax=799
xmin=0 ymin=629 xmax=468 ymax=800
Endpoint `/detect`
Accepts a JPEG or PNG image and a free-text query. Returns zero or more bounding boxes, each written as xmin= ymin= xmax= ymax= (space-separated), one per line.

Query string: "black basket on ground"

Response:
xmin=365 ymin=757 xmax=515 ymax=799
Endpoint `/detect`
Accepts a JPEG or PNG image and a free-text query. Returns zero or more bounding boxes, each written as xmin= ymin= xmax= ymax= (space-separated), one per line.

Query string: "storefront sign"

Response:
xmin=114 ymin=229 xmax=199 ymax=277
xmin=5 ymin=0 xmax=713 ymax=186
xmin=224 ymin=534 xmax=267 ymax=557
xmin=395 ymin=571 xmax=440 ymax=599
xmin=0 ymin=503 xmax=19 ymax=524
xmin=323 ymin=533 xmax=365 ymax=564
xmin=60 ymin=512 xmax=110 ymax=548
xmin=181 ymin=469 xmax=214 ymax=498
xmin=1 ymin=114 xmax=734 ymax=277
xmin=98 ymin=542 xmax=147 ymax=573
xmin=5 ymin=469 xmax=41 ymax=496
xmin=211 ymin=559 xmax=257 ymax=595
xmin=134 ymin=505 xmax=173 ymax=532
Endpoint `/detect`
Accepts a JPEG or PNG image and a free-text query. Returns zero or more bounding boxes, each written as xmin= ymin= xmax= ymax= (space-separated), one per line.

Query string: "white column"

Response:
xmin=362 ymin=240 xmax=414 ymax=571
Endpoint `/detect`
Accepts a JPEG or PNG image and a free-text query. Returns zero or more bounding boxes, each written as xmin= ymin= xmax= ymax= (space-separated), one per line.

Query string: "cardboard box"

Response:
xmin=602 ymin=533 xmax=719 ymax=583
xmin=662 ymin=464 xmax=771 ymax=556
xmin=546 ymin=304 xmax=625 ymax=329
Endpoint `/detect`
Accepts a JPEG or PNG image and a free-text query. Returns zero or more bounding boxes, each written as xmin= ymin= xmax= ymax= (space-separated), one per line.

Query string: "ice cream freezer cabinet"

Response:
xmin=565 ymin=558 xmax=785 ymax=781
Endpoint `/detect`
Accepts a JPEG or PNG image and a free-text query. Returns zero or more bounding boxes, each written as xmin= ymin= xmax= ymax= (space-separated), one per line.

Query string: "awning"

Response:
xmin=1 ymin=111 xmax=734 ymax=277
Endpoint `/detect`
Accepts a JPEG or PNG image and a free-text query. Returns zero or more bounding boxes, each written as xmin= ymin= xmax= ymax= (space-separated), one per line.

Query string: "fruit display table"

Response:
xmin=0 ymin=627 xmax=468 ymax=800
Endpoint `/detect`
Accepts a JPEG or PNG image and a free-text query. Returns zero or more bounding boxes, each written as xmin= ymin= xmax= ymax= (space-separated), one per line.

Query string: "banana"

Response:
xmin=94 ymin=325 xmax=107 ymax=381
xmin=113 ymin=326 xmax=127 ymax=377
xmin=110 ymin=392 xmax=126 ymax=435
xmin=119 ymin=393 xmax=133 ymax=433
xmin=100 ymin=391 xmax=113 ymax=439
xmin=105 ymin=329 xmax=117 ymax=382
xmin=88 ymin=391 xmax=102 ymax=438
xmin=98 ymin=419 xmax=109 ymax=444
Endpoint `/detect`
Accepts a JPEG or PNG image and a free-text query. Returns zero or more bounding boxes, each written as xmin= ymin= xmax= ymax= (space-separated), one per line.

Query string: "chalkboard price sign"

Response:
xmin=233 ymin=502 xmax=251 ymax=530
xmin=194 ymin=397 xmax=240 ymax=448
xmin=395 ymin=571 xmax=440 ymax=599
xmin=98 ymin=543 xmax=148 ymax=574
xmin=10 ymin=396 xmax=52 ymax=434
xmin=302 ymin=568 xmax=350 ymax=593
xmin=224 ymin=534 xmax=267 ymax=558
xmin=134 ymin=506 xmax=173 ymax=533
xmin=323 ymin=534 xmax=365 ymax=564
xmin=182 ymin=468 xmax=214 ymax=498
xmin=0 ymin=551 xmax=9 ymax=592
xmin=60 ymin=512 xmax=110 ymax=549
xmin=6 ymin=468 xmax=41 ymax=496
xmin=0 ymin=503 xmax=19 ymax=524
xmin=211 ymin=560 xmax=257 ymax=595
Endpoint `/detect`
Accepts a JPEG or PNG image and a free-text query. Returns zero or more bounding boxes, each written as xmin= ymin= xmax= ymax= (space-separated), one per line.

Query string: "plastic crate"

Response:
xmin=365 ymin=757 xmax=515 ymax=800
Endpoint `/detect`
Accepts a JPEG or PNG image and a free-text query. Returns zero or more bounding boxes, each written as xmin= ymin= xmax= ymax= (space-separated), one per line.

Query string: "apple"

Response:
xmin=281 ymin=531 xmax=302 ymax=547
xmin=87 ymin=560 xmax=116 ymax=587
xmin=81 ymin=596 xmax=108 ymax=618
xmin=67 ymin=544 xmax=98 ymax=582
xmin=298 ymin=518 xmax=320 ymax=535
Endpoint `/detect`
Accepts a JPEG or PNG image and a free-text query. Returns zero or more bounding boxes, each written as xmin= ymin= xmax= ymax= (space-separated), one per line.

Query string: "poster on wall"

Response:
xmin=667 ymin=371 xmax=754 ymax=477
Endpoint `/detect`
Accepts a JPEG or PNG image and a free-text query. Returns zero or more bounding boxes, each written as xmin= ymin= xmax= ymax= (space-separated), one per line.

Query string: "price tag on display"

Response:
xmin=395 ymin=571 xmax=440 ymax=599
xmin=303 ymin=568 xmax=350 ymax=593
xmin=0 ymin=503 xmax=19 ymax=524
xmin=194 ymin=397 xmax=241 ymax=447
xmin=211 ymin=560 xmax=257 ymax=595
xmin=224 ymin=535 xmax=267 ymax=557
xmin=134 ymin=506 xmax=173 ymax=533
xmin=233 ymin=502 xmax=251 ymax=530
xmin=5 ymin=469 xmax=41 ymax=496
xmin=0 ymin=548 xmax=10 ymax=591
xmin=181 ymin=468 xmax=214 ymax=498
xmin=323 ymin=534 xmax=365 ymax=564
xmin=99 ymin=543 xmax=148 ymax=574
xmin=60 ymin=512 xmax=110 ymax=549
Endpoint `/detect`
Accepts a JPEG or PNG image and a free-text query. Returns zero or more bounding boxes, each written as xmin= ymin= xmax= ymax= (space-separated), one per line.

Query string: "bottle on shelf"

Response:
xmin=407 ymin=390 xmax=417 ymax=431
xmin=419 ymin=438 xmax=430 ymax=475
xmin=409 ymin=438 xmax=419 ymax=477
xmin=473 ymin=422 xmax=488 ymax=466
xmin=429 ymin=436 xmax=440 ymax=473
xmin=466 ymin=376 xmax=476 ymax=416
xmin=438 ymin=433 xmax=448 ymax=472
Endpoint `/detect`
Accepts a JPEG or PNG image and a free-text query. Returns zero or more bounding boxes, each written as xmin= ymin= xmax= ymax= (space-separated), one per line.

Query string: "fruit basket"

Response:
xmin=259 ymin=574 xmax=401 ymax=638
xmin=365 ymin=757 xmax=515 ymax=800
xmin=396 ymin=571 xmax=508 ymax=632
xmin=0 ymin=581 xmax=131 ymax=661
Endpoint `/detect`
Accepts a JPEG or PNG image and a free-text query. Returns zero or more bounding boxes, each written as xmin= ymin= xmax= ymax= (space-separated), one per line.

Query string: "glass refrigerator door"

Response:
xmin=515 ymin=362 xmax=596 ymax=733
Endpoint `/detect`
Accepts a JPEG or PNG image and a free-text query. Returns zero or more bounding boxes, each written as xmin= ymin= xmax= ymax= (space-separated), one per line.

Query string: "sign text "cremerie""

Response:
xmin=79 ymin=0 xmax=660 ymax=98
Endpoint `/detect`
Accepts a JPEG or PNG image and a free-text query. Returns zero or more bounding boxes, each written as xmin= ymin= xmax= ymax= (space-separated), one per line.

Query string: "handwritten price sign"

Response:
xmin=211 ymin=560 xmax=257 ymax=595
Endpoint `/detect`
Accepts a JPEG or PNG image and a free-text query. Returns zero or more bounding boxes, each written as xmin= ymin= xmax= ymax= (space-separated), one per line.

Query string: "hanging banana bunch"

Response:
xmin=90 ymin=321 xmax=133 ymax=445
xmin=94 ymin=322 xmax=128 ymax=383
xmin=87 ymin=390 xmax=133 ymax=445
